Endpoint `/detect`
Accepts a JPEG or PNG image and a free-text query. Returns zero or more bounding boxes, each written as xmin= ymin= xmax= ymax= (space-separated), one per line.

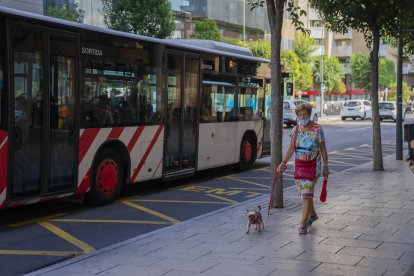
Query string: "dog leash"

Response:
xmin=267 ymin=168 xmax=281 ymax=220
xmin=268 ymin=172 xmax=328 ymax=219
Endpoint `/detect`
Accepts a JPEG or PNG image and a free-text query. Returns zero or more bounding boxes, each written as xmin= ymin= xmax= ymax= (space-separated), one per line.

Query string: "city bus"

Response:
xmin=0 ymin=6 xmax=271 ymax=208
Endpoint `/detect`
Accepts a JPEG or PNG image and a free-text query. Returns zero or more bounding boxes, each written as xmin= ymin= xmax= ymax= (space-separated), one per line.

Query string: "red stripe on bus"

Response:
xmin=79 ymin=128 xmax=100 ymax=163
xmin=0 ymin=131 xmax=8 ymax=207
xmin=130 ymin=125 xmax=163 ymax=183
xmin=127 ymin=126 xmax=145 ymax=152
xmin=107 ymin=127 xmax=124 ymax=140
xmin=77 ymin=169 xmax=91 ymax=194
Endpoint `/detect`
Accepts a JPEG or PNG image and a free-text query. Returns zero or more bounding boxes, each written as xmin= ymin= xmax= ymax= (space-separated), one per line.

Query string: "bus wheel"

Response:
xmin=86 ymin=148 xmax=124 ymax=205
xmin=236 ymin=134 xmax=256 ymax=171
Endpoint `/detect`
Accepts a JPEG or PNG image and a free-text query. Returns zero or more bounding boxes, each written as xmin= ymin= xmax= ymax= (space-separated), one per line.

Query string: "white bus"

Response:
xmin=0 ymin=7 xmax=271 ymax=207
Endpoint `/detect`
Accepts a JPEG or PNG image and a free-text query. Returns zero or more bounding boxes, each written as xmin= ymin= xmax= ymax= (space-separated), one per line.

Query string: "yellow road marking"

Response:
xmin=38 ymin=222 xmax=94 ymax=253
xmin=51 ymin=219 xmax=173 ymax=225
xmin=131 ymin=199 xmax=229 ymax=205
xmin=206 ymin=194 xmax=237 ymax=204
xmin=253 ymin=167 xmax=270 ymax=172
xmin=217 ymin=173 xmax=237 ymax=179
xmin=0 ymin=250 xmax=82 ymax=257
xmin=8 ymin=213 xmax=66 ymax=228
xmin=229 ymin=187 xmax=268 ymax=191
xmin=122 ymin=201 xmax=179 ymax=224
xmin=245 ymin=192 xmax=262 ymax=198
xmin=224 ymin=177 xmax=268 ymax=188
xmin=327 ymin=159 xmax=355 ymax=166
xmin=234 ymin=176 xmax=271 ymax=180
xmin=331 ymin=153 xmax=372 ymax=160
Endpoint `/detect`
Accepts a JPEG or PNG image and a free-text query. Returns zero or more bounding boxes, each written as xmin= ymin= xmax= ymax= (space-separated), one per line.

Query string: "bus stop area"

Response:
xmin=28 ymin=154 xmax=414 ymax=276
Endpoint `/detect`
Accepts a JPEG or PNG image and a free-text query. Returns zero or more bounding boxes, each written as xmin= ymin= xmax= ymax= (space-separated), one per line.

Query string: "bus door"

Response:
xmin=10 ymin=25 xmax=79 ymax=199
xmin=262 ymin=78 xmax=271 ymax=156
xmin=164 ymin=53 xmax=199 ymax=176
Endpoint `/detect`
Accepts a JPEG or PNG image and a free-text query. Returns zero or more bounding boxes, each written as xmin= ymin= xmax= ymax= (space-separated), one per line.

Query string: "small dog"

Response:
xmin=246 ymin=205 xmax=264 ymax=234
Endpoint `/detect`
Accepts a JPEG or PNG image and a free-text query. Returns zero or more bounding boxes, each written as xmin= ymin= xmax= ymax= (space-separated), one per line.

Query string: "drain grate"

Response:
xmin=25 ymin=255 xmax=77 ymax=274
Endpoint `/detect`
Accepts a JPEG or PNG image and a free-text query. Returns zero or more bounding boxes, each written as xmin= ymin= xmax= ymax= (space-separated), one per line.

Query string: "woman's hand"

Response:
xmin=323 ymin=165 xmax=329 ymax=178
xmin=277 ymin=161 xmax=287 ymax=173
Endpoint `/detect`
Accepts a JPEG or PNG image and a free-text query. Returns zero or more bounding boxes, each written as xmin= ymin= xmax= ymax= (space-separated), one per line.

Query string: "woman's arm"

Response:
xmin=277 ymin=138 xmax=295 ymax=172
xmin=319 ymin=141 xmax=329 ymax=177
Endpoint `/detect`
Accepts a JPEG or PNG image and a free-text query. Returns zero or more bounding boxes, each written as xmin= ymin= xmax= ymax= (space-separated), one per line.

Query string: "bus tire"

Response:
xmin=86 ymin=148 xmax=124 ymax=205
xmin=236 ymin=133 xmax=256 ymax=171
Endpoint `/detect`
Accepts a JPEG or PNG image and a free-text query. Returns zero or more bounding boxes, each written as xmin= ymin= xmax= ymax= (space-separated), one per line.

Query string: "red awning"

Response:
xmin=345 ymin=89 xmax=365 ymax=95
xmin=301 ymin=90 xmax=320 ymax=96
xmin=302 ymin=89 xmax=366 ymax=96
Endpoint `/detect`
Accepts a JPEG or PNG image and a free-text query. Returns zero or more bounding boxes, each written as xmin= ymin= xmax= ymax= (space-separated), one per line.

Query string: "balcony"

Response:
xmin=308 ymin=9 xmax=320 ymax=21
xmin=334 ymin=30 xmax=353 ymax=40
xmin=334 ymin=45 xmax=352 ymax=57
xmin=312 ymin=45 xmax=324 ymax=56
xmin=310 ymin=27 xmax=325 ymax=39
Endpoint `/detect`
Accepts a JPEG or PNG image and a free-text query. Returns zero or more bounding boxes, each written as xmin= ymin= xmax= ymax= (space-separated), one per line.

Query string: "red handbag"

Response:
xmin=320 ymin=176 xmax=328 ymax=202
xmin=293 ymin=126 xmax=317 ymax=180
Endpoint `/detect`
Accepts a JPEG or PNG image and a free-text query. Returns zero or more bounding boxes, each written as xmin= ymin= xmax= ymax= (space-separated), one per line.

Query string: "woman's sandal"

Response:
xmin=307 ymin=215 xmax=318 ymax=226
xmin=298 ymin=224 xmax=308 ymax=234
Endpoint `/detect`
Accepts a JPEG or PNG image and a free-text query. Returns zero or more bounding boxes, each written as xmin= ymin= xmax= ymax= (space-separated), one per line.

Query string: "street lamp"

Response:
xmin=243 ymin=0 xmax=246 ymax=43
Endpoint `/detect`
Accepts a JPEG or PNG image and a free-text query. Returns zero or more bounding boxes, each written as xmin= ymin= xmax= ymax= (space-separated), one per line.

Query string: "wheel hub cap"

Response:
xmin=242 ymin=141 xmax=252 ymax=163
xmin=97 ymin=159 xmax=118 ymax=196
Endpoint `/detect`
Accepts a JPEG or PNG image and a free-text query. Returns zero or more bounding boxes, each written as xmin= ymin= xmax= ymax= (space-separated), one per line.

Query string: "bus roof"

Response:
xmin=0 ymin=6 xmax=270 ymax=63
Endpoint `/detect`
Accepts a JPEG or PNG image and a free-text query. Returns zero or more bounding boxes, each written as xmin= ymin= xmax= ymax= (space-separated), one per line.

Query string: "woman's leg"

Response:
xmin=301 ymin=198 xmax=311 ymax=225
xmin=309 ymin=199 xmax=317 ymax=217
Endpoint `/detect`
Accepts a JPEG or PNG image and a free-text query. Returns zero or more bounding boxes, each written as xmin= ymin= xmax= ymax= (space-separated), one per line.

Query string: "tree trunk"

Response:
xmin=370 ymin=28 xmax=384 ymax=171
xmin=267 ymin=0 xmax=285 ymax=208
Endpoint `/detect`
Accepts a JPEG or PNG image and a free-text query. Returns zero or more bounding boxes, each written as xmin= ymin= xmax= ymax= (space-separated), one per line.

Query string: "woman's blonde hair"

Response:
xmin=295 ymin=102 xmax=313 ymax=116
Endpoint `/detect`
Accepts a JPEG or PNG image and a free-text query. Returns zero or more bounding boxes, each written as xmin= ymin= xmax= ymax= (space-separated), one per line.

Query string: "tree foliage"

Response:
xmin=47 ymin=5 xmax=84 ymax=23
xmin=281 ymin=50 xmax=312 ymax=92
xmin=332 ymin=79 xmax=346 ymax=93
xmin=308 ymin=0 xmax=408 ymax=171
xmin=312 ymin=55 xmax=345 ymax=94
xmin=191 ymin=19 xmax=222 ymax=41
xmin=294 ymin=32 xmax=316 ymax=64
xmin=351 ymin=53 xmax=395 ymax=91
xmin=101 ymin=0 xmax=175 ymax=38
xmin=247 ymin=39 xmax=271 ymax=59
xmin=388 ymin=81 xmax=413 ymax=103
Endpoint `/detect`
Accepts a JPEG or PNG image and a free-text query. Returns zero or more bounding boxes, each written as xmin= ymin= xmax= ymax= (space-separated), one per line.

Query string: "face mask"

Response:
xmin=298 ymin=118 xmax=310 ymax=126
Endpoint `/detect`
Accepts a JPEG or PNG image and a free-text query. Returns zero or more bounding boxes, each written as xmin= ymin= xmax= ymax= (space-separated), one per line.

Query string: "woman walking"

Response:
xmin=277 ymin=103 xmax=329 ymax=234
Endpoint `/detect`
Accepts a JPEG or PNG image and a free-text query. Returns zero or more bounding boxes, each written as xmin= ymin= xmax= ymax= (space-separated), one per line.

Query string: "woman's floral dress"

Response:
xmin=291 ymin=124 xmax=325 ymax=199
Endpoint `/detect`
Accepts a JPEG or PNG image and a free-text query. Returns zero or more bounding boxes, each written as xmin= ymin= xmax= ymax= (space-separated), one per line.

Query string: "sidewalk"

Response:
xmin=28 ymin=155 xmax=414 ymax=276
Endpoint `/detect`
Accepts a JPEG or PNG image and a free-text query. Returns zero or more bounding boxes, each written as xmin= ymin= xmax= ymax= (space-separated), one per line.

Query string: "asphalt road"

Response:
xmin=0 ymin=116 xmax=411 ymax=275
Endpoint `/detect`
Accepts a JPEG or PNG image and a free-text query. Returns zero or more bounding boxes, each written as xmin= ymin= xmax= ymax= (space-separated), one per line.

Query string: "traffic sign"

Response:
xmin=321 ymin=83 xmax=325 ymax=93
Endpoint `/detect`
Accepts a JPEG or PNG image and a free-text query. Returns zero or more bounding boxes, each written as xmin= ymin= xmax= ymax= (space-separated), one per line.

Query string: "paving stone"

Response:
xmin=311 ymin=263 xmax=387 ymax=276
xmin=320 ymin=237 xmax=381 ymax=249
xmin=295 ymin=251 xmax=363 ymax=266
xmin=147 ymin=258 xmax=218 ymax=273
xmin=95 ymin=265 xmax=170 ymax=276
xmin=199 ymin=261 xmax=276 ymax=276
xmin=357 ymin=256 xmax=412 ymax=272
xmin=338 ymin=246 xmax=405 ymax=259
xmin=280 ymin=241 xmax=343 ymax=254
xmin=377 ymin=242 xmax=414 ymax=252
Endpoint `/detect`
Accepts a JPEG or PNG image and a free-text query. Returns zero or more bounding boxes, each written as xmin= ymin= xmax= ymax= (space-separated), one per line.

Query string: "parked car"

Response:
xmin=379 ymin=101 xmax=397 ymax=121
xmin=340 ymin=100 xmax=372 ymax=120
xmin=283 ymin=100 xmax=318 ymax=128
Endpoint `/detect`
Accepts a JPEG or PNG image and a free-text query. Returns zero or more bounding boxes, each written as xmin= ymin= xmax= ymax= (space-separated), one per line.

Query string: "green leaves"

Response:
xmin=312 ymin=55 xmax=345 ymax=94
xmin=101 ymin=0 xmax=175 ymax=38
xmin=281 ymin=50 xmax=313 ymax=92
xmin=351 ymin=53 xmax=395 ymax=91
xmin=191 ymin=19 xmax=222 ymax=41
xmin=47 ymin=5 xmax=84 ymax=23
